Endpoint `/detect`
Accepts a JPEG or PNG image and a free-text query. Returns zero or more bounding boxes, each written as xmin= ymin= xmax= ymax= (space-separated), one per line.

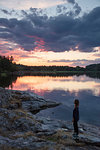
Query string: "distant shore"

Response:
xmin=9 ymin=70 xmax=100 ymax=78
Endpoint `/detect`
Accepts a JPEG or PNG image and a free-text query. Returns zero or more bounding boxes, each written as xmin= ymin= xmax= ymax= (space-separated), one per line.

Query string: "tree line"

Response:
xmin=17 ymin=63 xmax=100 ymax=72
xmin=0 ymin=55 xmax=100 ymax=73
xmin=0 ymin=55 xmax=17 ymax=73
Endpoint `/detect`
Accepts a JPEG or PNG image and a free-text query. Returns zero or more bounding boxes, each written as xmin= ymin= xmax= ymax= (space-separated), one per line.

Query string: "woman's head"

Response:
xmin=74 ymin=99 xmax=79 ymax=107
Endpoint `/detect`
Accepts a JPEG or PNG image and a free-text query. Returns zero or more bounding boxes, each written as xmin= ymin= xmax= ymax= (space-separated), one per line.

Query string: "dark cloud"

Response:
xmin=72 ymin=58 xmax=100 ymax=66
xmin=48 ymin=59 xmax=85 ymax=63
xmin=29 ymin=8 xmax=44 ymax=15
xmin=0 ymin=7 xmax=100 ymax=52
xmin=62 ymin=0 xmax=81 ymax=16
xmin=56 ymin=5 xmax=67 ymax=14
xmin=93 ymin=53 xmax=100 ymax=57
xmin=20 ymin=54 xmax=42 ymax=59
xmin=63 ymin=0 xmax=75 ymax=4
xmin=48 ymin=58 xmax=100 ymax=66
xmin=21 ymin=10 xmax=28 ymax=16
xmin=0 ymin=9 xmax=16 ymax=15
xmin=1 ymin=9 xmax=11 ymax=15
xmin=73 ymin=3 xmax=81 ymax=16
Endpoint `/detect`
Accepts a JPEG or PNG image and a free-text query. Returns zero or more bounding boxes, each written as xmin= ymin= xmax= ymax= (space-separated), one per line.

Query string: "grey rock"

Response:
xmin=0 ymin=87 xmax=100 ymax=150
xmin=0 ymin=88 xmax=60 ymax=113
xmin=0 ymin=135 xmax=55 ymax=150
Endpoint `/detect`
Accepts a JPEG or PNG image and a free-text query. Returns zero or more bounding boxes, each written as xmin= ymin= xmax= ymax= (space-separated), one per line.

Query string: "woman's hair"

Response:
xmin=74 ymin=99 xmax=79 ymax=106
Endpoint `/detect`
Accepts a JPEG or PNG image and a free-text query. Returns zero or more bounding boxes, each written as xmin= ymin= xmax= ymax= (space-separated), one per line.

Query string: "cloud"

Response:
xmin=1 ymin=9 xmax=10 ymax=15
xmin=72 ymin=58 xmax=100 ymax=66
xmin=63 ymin=0 xmax=75 ymax=4
xmin=0 ymin=7 xmax=100 ymax=53
xmin=93 ymin=53 xmax=100 ymax=57
xmin=56 ymin=5 xmax=67 ymax=14
xmin=0 ymin=0 xmax=66 ymax=10
xmin=73 ymin=3 xmax=81 ymax=16
xmin=0 ymin=9 xmax=16 ymax=15
xmin=62 ymin=0 xmax=81 ymax=17
xmin=48 ymin=58 xmax=100 ymax=67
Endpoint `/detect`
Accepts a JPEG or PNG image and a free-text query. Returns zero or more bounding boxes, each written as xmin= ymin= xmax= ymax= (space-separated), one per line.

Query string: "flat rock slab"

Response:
xmin=0 ymin=87 xmax=100 ymax=150
xmin=0 ymin=87 xmax=60 ymax=113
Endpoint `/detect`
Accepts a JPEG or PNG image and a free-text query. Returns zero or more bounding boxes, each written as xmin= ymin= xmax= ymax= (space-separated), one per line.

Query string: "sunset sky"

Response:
xmin=0 ymin=0 xmax=100 ymax=67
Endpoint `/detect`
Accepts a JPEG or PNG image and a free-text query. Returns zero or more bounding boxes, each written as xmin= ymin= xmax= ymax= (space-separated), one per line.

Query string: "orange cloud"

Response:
xmin=0 ymin=38 xmax=100 ymax=67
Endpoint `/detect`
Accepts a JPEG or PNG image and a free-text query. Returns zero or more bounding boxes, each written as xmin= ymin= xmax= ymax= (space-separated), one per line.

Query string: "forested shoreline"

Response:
xmin=0 ymin=55 xmax=100 ymax=76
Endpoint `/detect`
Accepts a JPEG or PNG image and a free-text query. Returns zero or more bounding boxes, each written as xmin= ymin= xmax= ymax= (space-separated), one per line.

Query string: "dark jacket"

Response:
xmin=73 ymin=107 xmax=79 ymax=122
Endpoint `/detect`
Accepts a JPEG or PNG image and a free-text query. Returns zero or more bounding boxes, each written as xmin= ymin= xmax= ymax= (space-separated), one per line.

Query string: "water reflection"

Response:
xmin=8 ymin=75 xmax=100 ymax=97
xmin=36 ymin=89 xmax=100 ymax=126
xmin=0 ymin=75 xmax=17 ymax=88
xmin=0 ymin=74 xmax=100 ymax=126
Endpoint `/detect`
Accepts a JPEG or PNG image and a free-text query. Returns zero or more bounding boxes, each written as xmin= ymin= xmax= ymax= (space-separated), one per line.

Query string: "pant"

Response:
xmin=73 ymin=121 xmax=78 ymax=135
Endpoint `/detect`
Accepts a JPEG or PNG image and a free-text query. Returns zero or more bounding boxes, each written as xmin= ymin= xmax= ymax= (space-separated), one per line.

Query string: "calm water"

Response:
xmin=5 ymin=75 xmax=100 ymax=126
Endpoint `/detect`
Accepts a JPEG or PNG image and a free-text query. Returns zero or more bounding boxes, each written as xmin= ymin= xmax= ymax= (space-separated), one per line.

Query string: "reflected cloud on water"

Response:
xmin=8 ymin=75 xmax=100 ymax=97
xmin=0 ymin=74 xmax=100 ymax=126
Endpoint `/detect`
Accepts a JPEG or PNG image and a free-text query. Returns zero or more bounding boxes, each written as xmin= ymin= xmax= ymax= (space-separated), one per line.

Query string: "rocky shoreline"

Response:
xmin=0 ymin=87 xmax=100 ymax=150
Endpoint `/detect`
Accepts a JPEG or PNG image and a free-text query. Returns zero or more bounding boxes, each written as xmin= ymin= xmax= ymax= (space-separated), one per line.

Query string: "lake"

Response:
xmin=2 ymin=74 xmax=100 ymax=126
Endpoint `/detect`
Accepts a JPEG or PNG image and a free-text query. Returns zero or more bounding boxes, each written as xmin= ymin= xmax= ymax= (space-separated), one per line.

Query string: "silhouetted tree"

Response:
xmin=0 ymin=55 xmax=17 ymax=73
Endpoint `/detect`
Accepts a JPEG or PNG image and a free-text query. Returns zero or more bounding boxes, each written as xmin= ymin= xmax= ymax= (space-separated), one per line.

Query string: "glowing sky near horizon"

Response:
xmin=0 ymin=0 xmax=100 ymax=66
